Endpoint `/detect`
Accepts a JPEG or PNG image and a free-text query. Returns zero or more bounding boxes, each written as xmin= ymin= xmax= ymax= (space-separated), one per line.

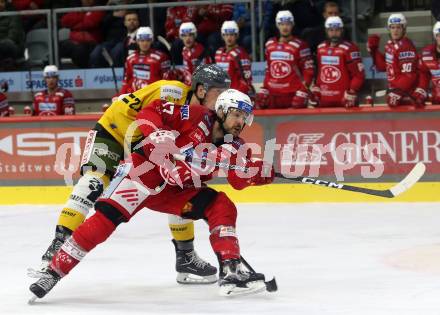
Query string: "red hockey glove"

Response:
xmin=23 ymin=105 xmax=32 ymax=115
xmin=159 ymin=160 xmax=198 ymax=188
xmin=140 ymin=129 xmax=180 ymax=166
xmin=367 ymin=34 xmax=380 ymax=53
xmin=411 ymin=88 xmax=427 ymax=107
xmin=162 ymin=69 xmax=179 ymax=81
xmin=343 ymin=90 xmax=358 ymax=108
xmin=7 ymin=106 xmax=15 ymax=116
xmin=64 ymin=104 xmax=75 ymax=115
xmin=230 ymin=158 xmax=275 ymax=190
xmin=255 ymin=88 xmax=270 ymax=109
xmin=309 ymin=85 xmax=321 ymax=106
xmin=387 ymin=90 xmax=404 ymax=107
xmin=291 ymin=89 xmax=309 ymax=108
xmin=245 ymin=159 xmax=275 ymax=186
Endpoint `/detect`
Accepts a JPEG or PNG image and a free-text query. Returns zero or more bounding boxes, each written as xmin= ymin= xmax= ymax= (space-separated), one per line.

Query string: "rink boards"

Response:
xmin=0 ymin=106 xmax=439 ymax=204
xmin=0 ymin=182 xmax=438 ymax=204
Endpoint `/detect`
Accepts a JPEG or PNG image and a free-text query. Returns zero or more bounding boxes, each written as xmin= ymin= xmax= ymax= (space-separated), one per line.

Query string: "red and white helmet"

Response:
xmin=221 ymin=21 xmax=239 ymax=35
xmin=179 ymin=22 xmax=197 ymax=38
xmin=387 ymin=13 xmax=407 ymax=28
xmin=215 ymin=89 xmax=254 ymax=126
xmin=276 ymin=10 xmax=294 ymax=26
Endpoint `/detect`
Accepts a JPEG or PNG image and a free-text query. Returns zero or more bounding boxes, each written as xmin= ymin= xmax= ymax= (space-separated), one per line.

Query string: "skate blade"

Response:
xmin=27 ymin=267 xmax=50 ymax=279
xmin=28 ymin=294 xmax=38 ymax=305
xmin=177 ymin=272 xmax=217 ymax=285
xmin=219 ymin=280 xmax=267 ymax=297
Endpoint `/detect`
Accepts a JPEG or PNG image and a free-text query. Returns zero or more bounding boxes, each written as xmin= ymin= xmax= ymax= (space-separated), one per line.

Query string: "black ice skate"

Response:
xmin=28 ymin=268 xmax=61 ymax=303
xmin=219 ymin=259 xmax=276 ymax=296
xmin=27 ymin=225 xmax=71 ymax=278
xmin=172 ymin=239 xmax=217 ymax=284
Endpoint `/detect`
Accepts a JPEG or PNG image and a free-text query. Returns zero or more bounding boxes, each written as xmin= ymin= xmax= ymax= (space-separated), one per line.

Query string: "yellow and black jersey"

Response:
xmin=98 ymin=80 xmax=191 ymax=145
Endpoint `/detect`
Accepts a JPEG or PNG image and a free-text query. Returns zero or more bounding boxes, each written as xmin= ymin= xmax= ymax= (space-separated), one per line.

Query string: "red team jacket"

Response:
xmin=215 ymin=46 xmax=253 ymax=94
xmin=370 ymin=37 xmax=418 ymax=94
xmin=120 ymin=50 xmax=171 ymax=94
xmin=32 ymin=88 xmax=75 ymax=116
xmin=263 ymin=36 xmax=314 ymax=95
xmin=316 ymin=41 xmax=365 ymax=106
xmin=418 ymin=44 xmax=440 ymax=104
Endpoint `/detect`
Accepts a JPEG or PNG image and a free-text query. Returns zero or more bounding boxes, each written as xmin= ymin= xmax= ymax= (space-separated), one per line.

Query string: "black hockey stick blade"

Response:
xmin=275 ymin=162 xmax=425 ymax=198
xmin=265 ymin=277 xmax=278 ymax=292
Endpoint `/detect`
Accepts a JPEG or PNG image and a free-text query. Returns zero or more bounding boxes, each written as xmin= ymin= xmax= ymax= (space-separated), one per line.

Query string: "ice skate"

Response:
xmin=28 ymin=268 xmax=61 ymax=303
xmin=173 ymin=240 xmax=217 ymax=284
xmin=218 ymin=259 xmax=269 ymax=297
xmin=27 ymin=226 xmax=71 ymax=278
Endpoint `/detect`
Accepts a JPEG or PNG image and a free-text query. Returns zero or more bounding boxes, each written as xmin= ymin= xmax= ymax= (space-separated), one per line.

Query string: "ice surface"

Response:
xmin=2 ymin=203 xmax=440 ymax=315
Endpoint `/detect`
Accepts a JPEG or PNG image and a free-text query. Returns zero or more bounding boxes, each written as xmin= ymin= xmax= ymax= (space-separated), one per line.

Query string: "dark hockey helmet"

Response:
xmin=191 ymin=64 xmax=231 ymax=92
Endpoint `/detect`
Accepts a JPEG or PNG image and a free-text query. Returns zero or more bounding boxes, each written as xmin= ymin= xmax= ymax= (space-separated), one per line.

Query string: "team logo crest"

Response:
xmin=270 ymin=60 xmax=292 ymax=79
xmin=320 ymin=65 xmax=341 ymax=83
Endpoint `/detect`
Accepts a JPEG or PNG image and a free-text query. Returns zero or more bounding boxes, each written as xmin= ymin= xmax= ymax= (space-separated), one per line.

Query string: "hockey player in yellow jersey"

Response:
xmin=28 ymin=65 xmax=231 ymax=284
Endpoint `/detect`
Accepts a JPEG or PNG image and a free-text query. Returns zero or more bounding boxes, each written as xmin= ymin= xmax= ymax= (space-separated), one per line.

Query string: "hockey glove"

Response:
xmin=411 ymin=88 xmax=427 ymax=107
xmin=387 ymin=90 xmax=404 ymax=107
xmin=159 ymin=160 xmax=198 ymax=188
xmin=141 ymin=129 xmax=180 ymax=167
xmin=291 ymin=89 xmax=309 ymax=108
xmin=255 ymin=88 xmax=269 ymax=109
xmin=367 ymin=34 xmax=380 ymax=53
xmin=64 ymin=104 xmax=75 ymax=115
xmin=343 ymin=90 xmax=358 ymax=108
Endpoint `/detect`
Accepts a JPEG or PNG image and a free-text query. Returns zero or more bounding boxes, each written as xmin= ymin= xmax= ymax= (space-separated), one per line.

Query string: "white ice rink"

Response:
xmin=2 ymin=203 xmax=440 ymax=315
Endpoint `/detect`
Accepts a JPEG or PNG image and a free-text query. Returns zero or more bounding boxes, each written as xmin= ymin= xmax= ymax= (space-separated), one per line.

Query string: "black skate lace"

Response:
xmin=186 ymin=251 xmax=209 ymax=269
xmin=37 ymin=276 xmax=58 ymax=291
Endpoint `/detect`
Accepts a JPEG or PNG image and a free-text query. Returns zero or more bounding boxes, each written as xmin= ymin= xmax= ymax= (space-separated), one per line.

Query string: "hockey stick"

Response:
xmin=370 ymin=65 xmax=376 ymax=107
xmin=375 ymin=88 xmax=417 ymax=103
xmin=102 ymin=47 xmax=119 ymax=94
xmin=240 ymin=255 xmax=278 ymax=292
xmin=173 ymin=154 xmax=426 ymax=198
xmin=157 ymin=35 xmax=176 ymax=71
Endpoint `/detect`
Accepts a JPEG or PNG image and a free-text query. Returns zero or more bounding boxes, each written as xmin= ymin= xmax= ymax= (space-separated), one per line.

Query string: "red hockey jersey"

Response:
xmin=263 ymin=36 xmax=314 ymax=95
xmin=215 ymin=46 xmax=253 ymax=94
xmin=316 ymin=40 xmax=365 ymax=106
xmin=370 ymin=37 xmax=418 ymax=92
xmin=121 ymin=50 xmax=171 ymax=94
xmin=182 ymin=42 xmax=212 ymax=75
xmin=418 ymin=44 xmax=440 ymax=104
xmin=32 ymin=88 xmax=75 ymax=116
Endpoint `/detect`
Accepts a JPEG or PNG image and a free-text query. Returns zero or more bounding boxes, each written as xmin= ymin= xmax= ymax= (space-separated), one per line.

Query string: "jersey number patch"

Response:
xmin=122 ymin=93 xmax=142 ymax=112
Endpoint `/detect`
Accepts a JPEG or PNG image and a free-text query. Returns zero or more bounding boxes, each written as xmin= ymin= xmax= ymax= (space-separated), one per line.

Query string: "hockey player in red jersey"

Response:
xmin=120 ymin=27 xmax=172 ymax=94
xmin=30 ymin=89 xmax=276 ymax=299
xmin=31 ymin=65 xmax=75 ymax=116
xmin=414 ymin=21 xmax=440 ymax=106
xmin=256 ymin=10 xmax=314 ymax=109
xmin=215 ymin=21 xmax=254 ymax=96
xmin=0 ymin=81 xmax=12 ymax=117
xmin=179 ymin=22 xmax=212 ymax=85
xmin=312 ymin=16 xmax=365 ymax=108
xmin=367 ymin=13 xmax=418 ymax=107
